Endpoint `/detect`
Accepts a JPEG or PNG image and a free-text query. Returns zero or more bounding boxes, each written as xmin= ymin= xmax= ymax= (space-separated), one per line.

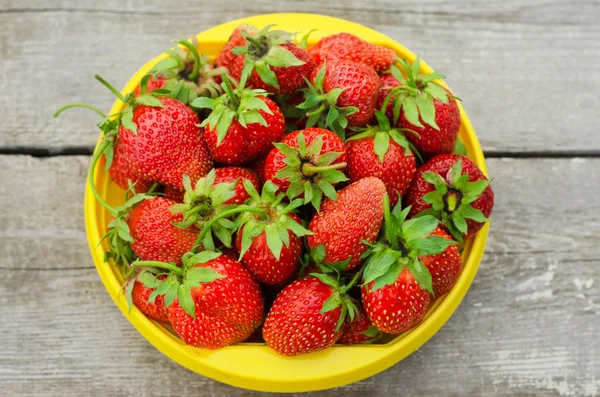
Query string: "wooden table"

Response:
xmin=1 ymin=1 xmax=598 ymax=396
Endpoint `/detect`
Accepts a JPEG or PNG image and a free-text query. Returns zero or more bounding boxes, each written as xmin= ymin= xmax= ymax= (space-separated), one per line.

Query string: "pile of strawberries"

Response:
xmin=59 ymin=25 xmax=494 ymax=356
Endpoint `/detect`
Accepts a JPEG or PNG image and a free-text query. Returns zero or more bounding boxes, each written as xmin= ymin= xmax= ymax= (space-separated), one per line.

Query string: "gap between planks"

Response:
xmin=1 ymin=147 xmax=600 ymax=159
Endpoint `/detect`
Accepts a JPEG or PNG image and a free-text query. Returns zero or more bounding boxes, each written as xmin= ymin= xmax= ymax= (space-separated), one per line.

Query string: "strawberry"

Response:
xmin=340 ymin=306 xmax=381 ymax=345
xmin=134 ymin=39 xmax=230 ymax=105
xmin=132 ymin=75 xmax=169 ymax=97
xmin=108 ymin=140 xmax=152 ymax=192
xmin=169 ymin=169 xmax=244 ymax=251
xmin=55 ymin=75 xmax=212 ymax=211
xmin=298 ymin=61 xmax=380 ymax=138
xmin=214 ymin=166 xmax=260 ymax=204
xmin=162 ymin=166 xmax=260 ymax=205
xmin=404 ymin=154 xmax=494 ymax=241
xmin=163 ymin=186 xmax=184 ymax=203
xmin=192 ymin=77 xmax=285 ymax=165
xmin=383 ymin=58 xmax=460 ymax=158
xmin=214 ymin=24 xmax=258 ymax=71
xmin=263 ymin=128 xmax=348 ymax=211
xmin=363 ymin=266 xmax=431 ymax=334
xmin=249 ymin=155 xmax=268 ymax=185
xmin=126 ymin=271 xmax=169 ymax=323
xmin=308 ymin=33 xmax=396 ymax=73
xmin=263 ymin=274 xmax=358 ymax=356
xmin=376 ymin=74 xmax=401 ymax=113
xmin=420 ymin=227 xmax=462 ymax=296
xmin=235 ymin=180 xmax=311 ymax=286
xmin=307 ymin=177 xmax=386 ymax=271
xmin=117 ymin=96 xmax=213 ymax=191
xmin=134 ymin=251 xmax=264 ymax=349
xmin=346 ymin=111 xmax=416 ymax=207
xmin=361 ymin=196 xmax=458 ymax=334
xmin=128 ymin=197 xmax=198 ymax=265
xmin=229 ymin=25 xmax=316 ymax=94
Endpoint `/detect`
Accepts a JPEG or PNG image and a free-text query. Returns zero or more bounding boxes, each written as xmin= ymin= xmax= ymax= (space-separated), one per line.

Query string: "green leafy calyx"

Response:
xmin=101 ymin=183 xmax=159 ymax=273
xmin=312 ymin=272 xmax=360 ymax=332
xmin=274 ymin=131 xmax=348 ymax=212
xmin=297 ymin=62 xmax=358 ymax=139
xmin=417 ymin=157 xmax=490 ymax=242
xmin=232 ymin=24 xmax=305 ymax=89
xmin=383 ymin=57 xmax=457 ymax=131
xmin=145 ymin=38 xmax=232 ymax=104
xmin=348 ymin=110 xmax=417 ymax=163
xmin=299 ymin=244 xmax=351 ymax=276
xmin=361 ymin=195 xmax=457 ymax=294
xmin=236 ymin=180 xmax=312 ymax=261
xmin=131 ymin=250 xmax=225 ymax=318
xmin=191 ymin=76 xmax=272 ymax=146
xmin=169 ymin=170 xmax=239 ymax=250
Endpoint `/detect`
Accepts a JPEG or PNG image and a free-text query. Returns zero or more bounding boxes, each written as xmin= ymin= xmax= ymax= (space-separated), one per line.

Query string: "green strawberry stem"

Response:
xmin=382 ymin=194 xmax=400 ymax=251
xmin=193 ymin=205 xmax=267 ymax=250
xmin=245 ymin=36 xmax=267 ymax=55
xmin=176 ymin=40 xmax=201 ymax=82
xmin=221 ymin=74 xmax=239 ymax=109
xmin=95 ymin=74 xmax=127 ymax=103
xmin=445 ymin=191 xmax=460 ymax=212
xmin=131 ymin=260 xmax=184 ymax=276
xmin=306 ymin=103 xmax=326 ymax=117
xmin=340 ymin=268 xmax=363 ymax=293
xmin=54 ymin=103 xmax=107 ymax=118
xmin=302 ymin=162 xmax=347 ymax=175
xmin=88 ymin=140 xmax=118 ymax=214
xmin=146 ymin=183 xmax=159 ymax=195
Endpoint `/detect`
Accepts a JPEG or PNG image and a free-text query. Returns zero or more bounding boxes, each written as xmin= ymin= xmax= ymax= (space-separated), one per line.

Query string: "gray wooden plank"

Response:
xmin=1 ymin=1 xmax=599 ymax=152
xmin=0 ymin=154 xmax=598 ymax=396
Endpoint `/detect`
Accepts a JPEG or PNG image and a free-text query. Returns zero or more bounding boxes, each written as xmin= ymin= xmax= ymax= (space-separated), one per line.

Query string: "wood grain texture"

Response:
xmin=0 ymin=155 xmax=598 ymax=396
xmin=1 ymin=0 xmax=599 ymax=152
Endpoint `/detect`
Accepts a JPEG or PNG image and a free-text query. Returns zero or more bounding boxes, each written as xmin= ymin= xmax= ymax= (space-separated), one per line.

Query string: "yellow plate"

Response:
xmin=85 ymin=13 xmax=489 ymax=393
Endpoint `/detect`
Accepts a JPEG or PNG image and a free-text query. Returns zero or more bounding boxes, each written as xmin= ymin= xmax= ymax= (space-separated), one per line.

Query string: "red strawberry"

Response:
xmin=263 ymin=275 xmax=357 ymax=356
xmin=235 ymin=180 xmax=311 ymax=286
xmin=362 ymin=266 xmax=431 ymax=334
xmin=129 ymin=272 xmax=169 ymax=322
xmin=383 ymin=58 xmax=460 ymax=158
xmin=299 ymin=61 xmax=380 ymax=138
xmin=163 ymin=186 xmax=184 ymax=203
xmin=249 ymin=155 xmax=268 ymax=185
xmin=139 ymin=251 xmax=264 ymax=349
xmin=108 ymin=141 xmax=152 ymax=192
xmin=361 ymin=195 xmax=459 ymax=333
xmin=229 ymin=25 xmax=316 ymax=94
xmin=263 ymin=128 xmax=348 ymax=211
xmin=56 ymin=76 xmax=212 ymax=196
xmin=128 ymin=197 xmax=198 ymax=265
xmin=193 ymin=79 xmax=285 ymax=165
xmin=346 ymin=111 xmax=416 ymax=207
xmin=236 ymin=213 xmax=305 ymax=286
xmin=133 ymin=75 xmax=169 ymax=97
xmin=376 ymin=74 xmax=401 ymax=112
xmin=405 ymin=154 xmax=494 ymax=241
xmin=214 ymin=24 xmax=258 ymax=71
xmin=420 ymin=227 xmax=462 ymax=296
xmin=340 ymin=306 xmax=381 ymax=345
xmin=214 ymin=166 xmax=260 ymax=205
xmin=307 ymin=177 xmax=386 ymax=271
xmin=118 ymin=96 xmax=213 ymax=190
xmin=309 ymin=33 xmax=396 ymax=73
